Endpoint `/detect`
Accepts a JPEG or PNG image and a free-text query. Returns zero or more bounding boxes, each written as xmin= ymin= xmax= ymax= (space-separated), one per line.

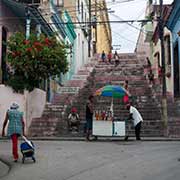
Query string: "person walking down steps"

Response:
xmin=114 ymin=51 xmax=120 ymax=66
xmin=101 ymin=50 xmax=106 ymax=62
xmin=2 ymin=102 xmax=25 ymax=162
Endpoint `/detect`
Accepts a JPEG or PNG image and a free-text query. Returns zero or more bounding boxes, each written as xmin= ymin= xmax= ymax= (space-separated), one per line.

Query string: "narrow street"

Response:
xmin=1 ymin=140 xmax=180 ymax=180
xmin=0 ymin=0 xmax=179 ymax=180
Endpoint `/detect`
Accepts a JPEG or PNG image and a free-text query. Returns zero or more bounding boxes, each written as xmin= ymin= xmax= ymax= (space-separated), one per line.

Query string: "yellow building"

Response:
xmin=92 ymin=0 xmax=112 ymax=54
xmin=62 ymin=0 xmax=112 ymax=55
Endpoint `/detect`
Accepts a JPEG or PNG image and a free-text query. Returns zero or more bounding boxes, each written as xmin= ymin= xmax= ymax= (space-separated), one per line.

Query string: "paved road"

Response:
xmin=0 ymin=160 xmax=9 ymax=178
xmin=0 ymin=140 xmax=180 ymax=180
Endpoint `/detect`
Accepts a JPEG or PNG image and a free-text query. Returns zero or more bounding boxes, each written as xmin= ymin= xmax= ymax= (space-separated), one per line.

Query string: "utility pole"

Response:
xmin=95 ymin=0 xmax=97 ymax=54
xmin=159 ymin=0 xmax=168 ymax=134
xmin=88 ymin=0 xmax=91 ymax=57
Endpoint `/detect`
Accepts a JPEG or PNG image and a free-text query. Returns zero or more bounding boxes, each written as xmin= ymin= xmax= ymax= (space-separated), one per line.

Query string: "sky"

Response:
xmin=106 ymin=0 xmax=174 ymax=53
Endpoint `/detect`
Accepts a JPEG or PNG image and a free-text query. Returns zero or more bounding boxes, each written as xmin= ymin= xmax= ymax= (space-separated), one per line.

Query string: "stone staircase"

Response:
xmin=92 ymin=53 xmax=164 ymax=137
xmin=29 ymin=53 xmax=165 ymax=137
xmin=28 ymin=58 xmax=97 ymax=137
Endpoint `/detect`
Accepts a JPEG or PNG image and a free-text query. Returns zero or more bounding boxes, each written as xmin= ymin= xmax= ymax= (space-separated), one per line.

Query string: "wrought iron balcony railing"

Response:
xmin=14 ymin=0 xmax=40 ymax=4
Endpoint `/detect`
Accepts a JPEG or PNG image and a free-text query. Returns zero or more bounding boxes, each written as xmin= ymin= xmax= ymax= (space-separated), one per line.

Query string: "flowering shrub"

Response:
xmin=6 ymin=32 xmax=68 ymax=92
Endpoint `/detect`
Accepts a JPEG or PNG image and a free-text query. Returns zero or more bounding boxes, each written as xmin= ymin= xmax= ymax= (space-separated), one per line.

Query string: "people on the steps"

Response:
xmin=107 ymin=51 xmax=112 ymax=63
xmin=114 ymin=51 xmax=120 ymax=66
xmin=85 ymin=95 xmax=94 ymax=141
xmin=148 ymin=69 xmax=154 ymax=86
xmin=68 ymin=107 xmax=80 ymax=132
xmin=123 ymin=80 xmax=131 ymax=104
xmin=146 ymin=57 xmax=151 ymax=69
xmin=101 ymin=50 xmax=106 ymax=62
xmin=125 ymin=103 xmax=143 ymax=141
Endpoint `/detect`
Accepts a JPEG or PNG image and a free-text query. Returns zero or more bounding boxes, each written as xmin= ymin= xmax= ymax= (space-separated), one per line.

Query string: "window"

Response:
xmin=52 ymin=0 xmax=63 ymax=6
xmin=81 ymin=2 xmax=84 ymax=21
xmin=164 ymin=35 xmax=171 ymax=65
xmin=1 ymin=27 xmax=8 ymax=83
xmin=78 ymin=0 xmax=80 ymax=14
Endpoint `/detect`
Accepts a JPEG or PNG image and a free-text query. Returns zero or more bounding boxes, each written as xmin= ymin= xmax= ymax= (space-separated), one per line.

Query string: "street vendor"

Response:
xmin=85 ymin=95 xmax=94 ymax=141
xmin=125 ymin=103 xmax=143 ymax=141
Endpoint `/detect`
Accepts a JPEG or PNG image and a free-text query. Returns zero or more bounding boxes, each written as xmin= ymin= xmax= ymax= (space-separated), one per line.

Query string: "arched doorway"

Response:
xmin=1 ymin=27 xmax=8 ymax=83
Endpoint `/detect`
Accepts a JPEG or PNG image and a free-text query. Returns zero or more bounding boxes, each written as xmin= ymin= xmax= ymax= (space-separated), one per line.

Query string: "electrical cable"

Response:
xmin=109 ymin=13 xmax=149 ymax=36
xmin=111 ymin=29 xmax=150 ymax=47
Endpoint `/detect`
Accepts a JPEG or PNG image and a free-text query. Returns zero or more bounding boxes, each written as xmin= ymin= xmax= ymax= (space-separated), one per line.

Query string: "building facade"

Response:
xmin=63 ymin=0 xmax=90 ymax=72
xmin=92 ymin=0 xmax=112 ymax=55
xmin=152 ymin=5 xmax=173 ymax=97
xmin=135 ymin=0 xmax=152 ymax=57
xmin=166 ymin=0 xmax=180 ymax=98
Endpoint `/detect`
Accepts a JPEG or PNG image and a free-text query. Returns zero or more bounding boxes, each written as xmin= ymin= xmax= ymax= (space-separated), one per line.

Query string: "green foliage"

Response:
xmin=6 ymin=32 xmax=68 ymax=92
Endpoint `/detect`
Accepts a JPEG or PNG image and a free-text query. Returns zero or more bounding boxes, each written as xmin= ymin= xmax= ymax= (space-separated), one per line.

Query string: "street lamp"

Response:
xmin=25 ymin=6 xmax=31 ymax=40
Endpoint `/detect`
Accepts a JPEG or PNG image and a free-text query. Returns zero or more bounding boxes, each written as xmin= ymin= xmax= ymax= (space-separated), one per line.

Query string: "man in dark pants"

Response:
xmin=85 ymin=95 xmax=94 ymax=141
xmin=125 ymin=103 xmax=143 ymax=140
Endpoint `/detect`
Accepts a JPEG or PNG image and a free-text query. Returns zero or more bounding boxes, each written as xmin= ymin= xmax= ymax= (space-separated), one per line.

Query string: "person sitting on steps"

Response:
xmin=68 ymin=107 xmax=80 ymax=132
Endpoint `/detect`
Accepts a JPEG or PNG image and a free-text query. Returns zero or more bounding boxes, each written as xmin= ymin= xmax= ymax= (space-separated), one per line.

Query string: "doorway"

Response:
xmin=173 ymin=42 xmax=180 ymax=97
xmin=1 ymin=27 xmax=8 ymax=83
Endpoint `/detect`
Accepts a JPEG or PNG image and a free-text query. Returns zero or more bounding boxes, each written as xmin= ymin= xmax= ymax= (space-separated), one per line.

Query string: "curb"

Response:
xmin=27 ymin=136 xmax=180 ymax=141
xmin=1 ymin=137 xmax=180 ymax=142
xmin=15 ymin=137 xmax=180 ymax=142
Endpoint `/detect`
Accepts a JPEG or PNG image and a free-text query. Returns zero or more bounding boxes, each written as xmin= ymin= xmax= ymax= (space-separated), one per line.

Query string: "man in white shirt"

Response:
xmin=126 ymin=104 xmax=143 ymax=140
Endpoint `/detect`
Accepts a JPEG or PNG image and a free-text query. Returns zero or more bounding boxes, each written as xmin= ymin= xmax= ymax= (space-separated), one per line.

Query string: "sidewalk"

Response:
xmin=0 ymin=159 xmax=10 ymax=178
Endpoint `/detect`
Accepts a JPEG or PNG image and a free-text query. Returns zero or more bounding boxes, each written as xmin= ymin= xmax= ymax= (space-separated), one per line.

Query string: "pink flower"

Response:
xmin=34 ymin=41 xmax=43 ymax=47
xmin=26 ymin=48 xmax=32 ymax=52
xmin=44 ymin=38 xmax=51 ymax=46
xmin=23 ymin=40 xmax=30 ymax=45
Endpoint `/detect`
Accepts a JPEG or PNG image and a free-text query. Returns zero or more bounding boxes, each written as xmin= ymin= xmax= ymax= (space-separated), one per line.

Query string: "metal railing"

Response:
xmin=14 ymin=0 xmax=40 ymax=5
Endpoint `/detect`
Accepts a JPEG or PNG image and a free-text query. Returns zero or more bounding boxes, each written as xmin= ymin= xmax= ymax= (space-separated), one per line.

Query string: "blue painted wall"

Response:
xmin=167 ymin=0 xmax=180 ymax=48
xmin=166 ymin=0 xmax=180 ymax=96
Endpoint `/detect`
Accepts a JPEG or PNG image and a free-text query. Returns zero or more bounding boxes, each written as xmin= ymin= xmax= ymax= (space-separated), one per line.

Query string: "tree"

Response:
xmin=6 ymin=32 xmax=68 ymax=92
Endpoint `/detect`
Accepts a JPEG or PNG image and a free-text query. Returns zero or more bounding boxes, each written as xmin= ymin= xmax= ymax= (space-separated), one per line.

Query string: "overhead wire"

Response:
xmin=20 ymin=0 xmax=139 ymax=12
xmin=109 ymin=13 xmax=148 ymax=34
xmin=0 ymin=0 xmax=153 ymax=48
xmin=111 ymin=30 xmax=150 ymax=50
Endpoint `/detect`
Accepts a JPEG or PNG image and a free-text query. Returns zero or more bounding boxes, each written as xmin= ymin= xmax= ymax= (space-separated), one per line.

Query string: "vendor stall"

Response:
xmin=93 ymin=85 xmax=128 ymax=137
